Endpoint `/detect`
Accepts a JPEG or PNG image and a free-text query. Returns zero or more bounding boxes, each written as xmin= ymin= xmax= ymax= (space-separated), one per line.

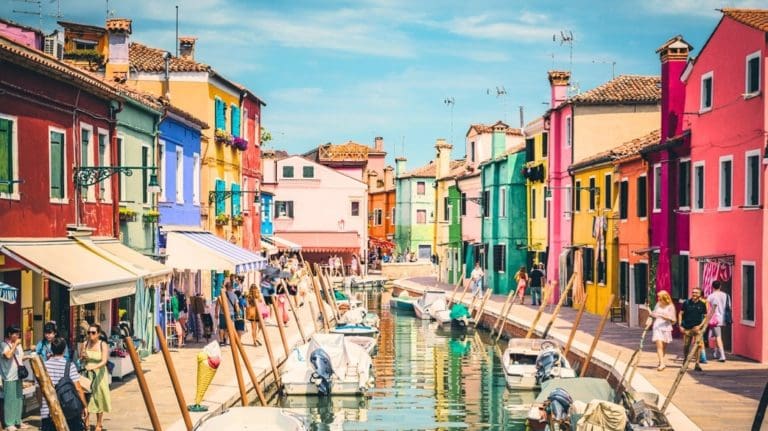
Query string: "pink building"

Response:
xmin=0 ymin=18 xmax=43 ymax=50
xmin=684 ymin=9 xmax=767 ymax=362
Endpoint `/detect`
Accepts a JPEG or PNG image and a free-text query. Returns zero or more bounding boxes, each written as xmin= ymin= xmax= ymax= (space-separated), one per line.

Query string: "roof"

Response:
xmin=129 ymin=42 xmax=210 ymax=73
xmin=479 ymin=144 xmax=526 ymax=167
xmin=570 ymin=129 xmax=660 ymax=171
xmin=400 ymin=159 xmax=465 ymax=179
xmin=720 ymin=8 xmax=768 ymax=32
xmin=304 ymin=140 xmax=384 ymax=164
xmin=0 ymin=34 xmax=120 ymax=100
xmin=566 ymin=75 xmax=661 ymax=106
xmin=57 ymin=21 xmax=106 ymax=34
xmin=0 ymin=18 xmax=44 ymax=37
xmin=105 ymin=18 xmax=132 ymax=33
xmin=466 ymin=120 xmax=523 ymax=137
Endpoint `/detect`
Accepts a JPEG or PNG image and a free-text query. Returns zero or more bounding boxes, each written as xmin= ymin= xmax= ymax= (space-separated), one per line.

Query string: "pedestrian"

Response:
xmin=218 ymin=281 xmax=239 ymax=346
xmin=80 ymin=323 xmax=111 ymax=431
xmin=707 ymin=280 xmax=730 ymax=362
xmin=470 ymin=262 xmax=484 ymax=297
xmin=350 ymin=254 xmax=359 ymax=276
xmin=678 ymin=288 xmax=708 ymax=371
xmin=528 ymin=264 xmax=545 ymax=306
xmin=36 ymin=321 xmax=69 ymax=363
xmin=40 ymin=337 xmax=87 ymax=431
xmin=515 ymin=266 xmax=528 ymax=305
xmin=651 ymin=291 xmax=676 ymax=371
xmin=171 ymin=291 xmax=188 ymax=347
xmin=246 ymin=283 xmax=266 ymax=346
xmin=234 ymin=290 xmax=247 ymax=338
xmin=1 ymin=325 xmax=28 ymax=431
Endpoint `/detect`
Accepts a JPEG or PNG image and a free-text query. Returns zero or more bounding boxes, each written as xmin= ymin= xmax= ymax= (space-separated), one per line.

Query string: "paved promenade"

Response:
xmin=395 ymin=276 xmax=768 ymax=431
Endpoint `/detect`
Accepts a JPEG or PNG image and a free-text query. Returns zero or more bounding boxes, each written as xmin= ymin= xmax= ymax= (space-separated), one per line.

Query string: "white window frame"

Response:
xmin=565 ymin=115 xmax=572 ymax=147
xmin=243 ymin=107 xmax=249 ymax=140
xmin=719 ymin=155 xmax=733 ymax=211
xmin=350 ymin=200 xmax=360 ymax=217
xmin=192 ymin=152 xmax=200 ymax=205
xmin=48 ymin=126 xmax=68 ymax=204
xmin=499 ymin=186 xmax=507 ymax=218
xmin=97 ymin=128 xmax=111 ymax=203
xmin=141 ymin=143 xmax=151 ymax=207
xmin=652 ymin=163 xmax=662 ymax=213
xmin=692 ymin=161 xmax=705 ymax=212
xmin=374 ymin=208 xmax=383 ymax=226
xmin=564 ymin=185 xmax=572 ymax=220
xmin=741 ymin=261 xmax=756 ymax=326
xmin=700 ymin=71 xmax=713 ymax=113
xmin=745 ymin=50 xmax=761 ymax=98
xmin=175 ymin=145 xmax=184 ymax=204
xmin=158 ymin=140 xmax=166 ymax=202
xmin=0 ymin=114 xmax=20 ymax=201
xmin=80 ymin=123 xmax=95 ymax=202
xmin=678 ymin=157 xmax=691 ymax=211
xmin=117 ymin=135 xmax=127 ymax=203
xmin=745 ymin=149 xmax=761 ymax=208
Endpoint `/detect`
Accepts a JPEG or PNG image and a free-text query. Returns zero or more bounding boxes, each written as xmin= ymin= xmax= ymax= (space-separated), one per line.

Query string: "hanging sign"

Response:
xmin=0 ymin=283 xmax=18 ymax=304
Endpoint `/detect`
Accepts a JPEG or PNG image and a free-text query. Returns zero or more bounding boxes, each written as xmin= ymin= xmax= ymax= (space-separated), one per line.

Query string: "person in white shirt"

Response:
xmin=470 ymin=262 xmax=484 ymax=297
xmin=650 ymin=291 xmax=676 ymax=371
xmin=707 ymin=280 xmax=730 ymax=362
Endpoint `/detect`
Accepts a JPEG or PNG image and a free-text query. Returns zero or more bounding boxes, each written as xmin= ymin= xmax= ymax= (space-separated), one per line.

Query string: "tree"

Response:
xmin=260 ymin=127 xmax=272 ymax=145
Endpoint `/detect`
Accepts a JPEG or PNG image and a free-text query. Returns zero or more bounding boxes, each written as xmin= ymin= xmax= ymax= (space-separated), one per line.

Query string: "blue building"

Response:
xmin=260 ymin=191 xmax=274 ymax=236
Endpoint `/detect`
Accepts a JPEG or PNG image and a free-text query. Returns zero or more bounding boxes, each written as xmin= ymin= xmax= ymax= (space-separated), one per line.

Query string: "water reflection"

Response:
xmin=273 ymin=291 xmax=533 ymax=430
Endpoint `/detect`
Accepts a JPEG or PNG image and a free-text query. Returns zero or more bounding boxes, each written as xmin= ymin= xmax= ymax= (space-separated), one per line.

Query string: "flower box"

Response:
xmin=215 ymin=214 xmax=230 ymax=226
xmin=232 ymin=136 xmax=248 ymax=151
xmin=143 ymin=210 xmax=160 ymax=224
xmin=215 ymin=128 xmax=233 ymax=145
xmin=119 ymin=208 xmax=137 ymax=222
xmin=231 ymin=214 xmax=244 ymax=226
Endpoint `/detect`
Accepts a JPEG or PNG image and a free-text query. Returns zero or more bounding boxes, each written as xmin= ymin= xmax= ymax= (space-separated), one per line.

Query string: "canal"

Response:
xmin=272 ymin=291 xmax=536 ymax=430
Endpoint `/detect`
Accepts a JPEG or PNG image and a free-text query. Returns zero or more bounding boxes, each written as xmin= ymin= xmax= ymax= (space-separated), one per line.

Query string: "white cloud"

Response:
xmin=447 ymin=14 xmax=562 ymax=42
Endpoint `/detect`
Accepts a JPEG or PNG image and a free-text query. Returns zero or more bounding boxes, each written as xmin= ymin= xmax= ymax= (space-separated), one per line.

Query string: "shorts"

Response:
xmin=710 ymin=326 xmax=722 ymax=337
xmin=218 ymin=314 xmax=234 ymax=330
xmin=234 ymin=319 xmax=245 ymax=332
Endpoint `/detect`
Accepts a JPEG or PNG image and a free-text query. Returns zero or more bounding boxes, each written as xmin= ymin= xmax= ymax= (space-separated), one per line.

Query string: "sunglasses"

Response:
xmin=88 ymin=330 xmax=98 ymax=335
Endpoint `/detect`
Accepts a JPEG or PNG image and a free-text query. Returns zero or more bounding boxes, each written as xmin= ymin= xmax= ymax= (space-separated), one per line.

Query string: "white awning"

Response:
xmin=90 ymin=239 xmax=172 ymax=286
xmin=164 ymin=231 xmax=267 ymax=274
xmin=262 ymin=235 xmax=302 ymax=252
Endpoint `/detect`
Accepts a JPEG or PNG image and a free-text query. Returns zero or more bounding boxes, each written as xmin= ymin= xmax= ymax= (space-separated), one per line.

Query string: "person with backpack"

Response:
xmin=1 ymin=326 xmax=27 ymax=431
xmin=41 ymin=337 xmax=87 ymax=431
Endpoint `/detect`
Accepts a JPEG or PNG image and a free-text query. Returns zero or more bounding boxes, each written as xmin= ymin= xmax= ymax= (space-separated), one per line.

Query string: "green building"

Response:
xmin=393 ymin=157 xmax=436 ymax=260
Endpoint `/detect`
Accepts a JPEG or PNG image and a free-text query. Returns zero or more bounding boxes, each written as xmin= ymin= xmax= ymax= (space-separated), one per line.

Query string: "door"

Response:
xmin=620 ymin=262 xmax=636 ymax=326
xmin=49 ymin=280 xmax=71 ymax=343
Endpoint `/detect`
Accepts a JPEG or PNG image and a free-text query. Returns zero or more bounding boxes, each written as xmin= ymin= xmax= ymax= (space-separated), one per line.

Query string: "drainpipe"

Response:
xmin=109 ymin=99 xmax=124 ymax=239
xmin=454 ymin=177 xmax=463 ymax=281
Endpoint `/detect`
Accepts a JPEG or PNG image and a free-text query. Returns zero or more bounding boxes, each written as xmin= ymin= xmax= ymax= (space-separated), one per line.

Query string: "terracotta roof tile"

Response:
xmin=568 ymin=75 xmax=660 ymax=105
xmin=129 ymin=42 xmax=209 ymax=73
xmin=466 ymin=120 xmax=523 ymax=137
xmin=721 ymin=8 xmax=768 ymax=32
xmin=105 ymin=18 xmax=132 ymax=33
xmin=570 ymin=129 xmax=660 ymax=171
xmin=400 ymin=159 xmax=464 ymax=179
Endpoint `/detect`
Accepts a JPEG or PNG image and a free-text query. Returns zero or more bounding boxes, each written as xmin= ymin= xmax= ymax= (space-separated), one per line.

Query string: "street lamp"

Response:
xmin=148 ymin=174 xmax=161 ymax=194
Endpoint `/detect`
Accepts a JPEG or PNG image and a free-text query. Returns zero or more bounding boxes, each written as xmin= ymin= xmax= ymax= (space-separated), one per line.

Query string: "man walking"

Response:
xmin=470 ymin=262 xmax=484 ymax=297
xmin=529 ymin=264 xmax=545 ymax=306
xmin=41 ymin=337 xmax=87 ymax=431
xmin=678 ymin=288 xmax=708 ymax=371
xmin=707 ymin=281 xmax=730 ymax=362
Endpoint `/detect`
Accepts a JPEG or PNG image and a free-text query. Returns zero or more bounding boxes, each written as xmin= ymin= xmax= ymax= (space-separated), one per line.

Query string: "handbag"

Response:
xmin=258 ymin=300 xmax=270 ymax=319
xmin=724 ymin=296 xmax=733 ymax=325
xmin=12 ymin=353 xmax=28 ymax=380
xmin=708 ymin=313 xmax=720 ymax=329
xmin=78 ymin=372 xmax=92 ymax=393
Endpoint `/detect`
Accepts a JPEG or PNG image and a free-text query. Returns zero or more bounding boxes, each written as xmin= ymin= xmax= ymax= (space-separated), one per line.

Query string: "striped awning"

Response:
xmin=165 ymin=231 xmax=266 ymax=274
xmin=0 ymin=282 xmax=18 ymax=304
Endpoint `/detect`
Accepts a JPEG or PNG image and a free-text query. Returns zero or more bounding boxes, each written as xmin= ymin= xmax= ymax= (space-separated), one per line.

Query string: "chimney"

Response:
xmin=104 ymin=18 xmax=132 ymax=83
xmin=395 ymin=157 xmax=407 ymax=177
xmin=435 ymin=139 xmax=452 ymax=179
xmin=548 ymin=70 xmax=571 ymax=109
xmin=383 ymin=166 xmax=394 ymax=189
xmin=374 ymin=136 xmax=384 ymax=152
xmin=367 ymin=170 xmax=379 ymax=190
xmin=656 ymin=35 xmax=692 ymax=139
xmin=491 ymin=122 xmax=507 ymax=159
xmin=179 ymin=36 xmax=197 ymax=61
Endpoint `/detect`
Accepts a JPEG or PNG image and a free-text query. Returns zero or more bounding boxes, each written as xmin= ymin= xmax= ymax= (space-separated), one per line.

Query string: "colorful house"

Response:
xmin=367 ymin=165 xmax=396 ymax=257
xmin=394 ymin=158 xmax=436 ymax=260
xmin=480 ymin=136 xmax=527 ymax=295
xmin=303 ymin=137 xmax=387 ymax=183
xmin=523 ymin=116 xmax=549 ymax=267
xmin=238 ymin=89 xmax=266 ymax=252
xmin=433 ymin=139 xmax=466 ymax=283
xmin=683 ymin=9 xmax=767 ymax=362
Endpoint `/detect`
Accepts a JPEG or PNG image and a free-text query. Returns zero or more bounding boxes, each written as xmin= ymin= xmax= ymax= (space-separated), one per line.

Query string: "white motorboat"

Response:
xmin=501 ymin=338 xmax=576 ymax=390
xmin=197 ymin=407 xmax=306 ymax=431
xmin=331 ymin=323 xmax=379 ymax=337
xmin=282 ymin=333 xmax=374 ymax=396
xmin=413 ymin=290 xmax=446 ymax=320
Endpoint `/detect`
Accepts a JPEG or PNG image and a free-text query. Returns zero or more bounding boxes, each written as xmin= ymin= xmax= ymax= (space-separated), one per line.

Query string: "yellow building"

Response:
xmin=522 ymin=117 xmax=548 ymax=266
xmin=569 ymin=158 xmax=618 ymax=315
xmin=433 ymin=139 xmax=466 ymax=283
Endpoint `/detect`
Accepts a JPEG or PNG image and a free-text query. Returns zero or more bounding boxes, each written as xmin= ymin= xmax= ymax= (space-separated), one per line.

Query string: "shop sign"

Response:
xmin=0 ymin=284 xmax=18 ymax=304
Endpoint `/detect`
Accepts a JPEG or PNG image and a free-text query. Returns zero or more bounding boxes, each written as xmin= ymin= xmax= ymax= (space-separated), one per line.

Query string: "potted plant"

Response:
xmin=232 ymin=136 xmax=248 ymax=151
xmin=215 ymin=128 xmax=233 ymax=145
xmin=231 ymin=214 xmax=244 ymax=226
xmin=215 ymin=213 xmax=230 ymax=226
xmin=143 ymin=209 xmax=160 ymax=224
xmin=119 ymin=207 xmax=137 ymax=222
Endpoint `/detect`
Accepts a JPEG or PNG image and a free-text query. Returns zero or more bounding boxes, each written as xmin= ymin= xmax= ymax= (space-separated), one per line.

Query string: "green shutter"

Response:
xmin=231 ymin=106 xmax=240 ymax=137
xmin=50 ymin=131 xmax=64 ymax=199
xmin=231 ymin=182 xmax=241 ymax=216
xmin=215 ymin=179 xmax=226 ymax=215
xmin=0 ymin=119 xmax=12 ymax=194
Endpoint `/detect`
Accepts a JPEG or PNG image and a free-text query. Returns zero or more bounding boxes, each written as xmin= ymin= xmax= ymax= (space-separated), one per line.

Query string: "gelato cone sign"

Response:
xmin=189 ymin=341 xmax=222 ymax=412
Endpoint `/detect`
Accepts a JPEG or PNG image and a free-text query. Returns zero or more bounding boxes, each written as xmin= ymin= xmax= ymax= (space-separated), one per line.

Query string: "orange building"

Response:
xmin=367 ymin=165 xmax=396 ymax=257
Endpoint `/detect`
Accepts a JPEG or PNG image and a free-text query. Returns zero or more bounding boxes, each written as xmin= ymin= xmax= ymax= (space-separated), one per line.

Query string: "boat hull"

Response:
xmin=389 ymin=298 xmax=415 ymax=312
xmin=197 ymin=407 xmax=306 ymax=431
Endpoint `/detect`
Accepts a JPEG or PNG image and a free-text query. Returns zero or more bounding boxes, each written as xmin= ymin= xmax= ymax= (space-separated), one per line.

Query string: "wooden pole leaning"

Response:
xmin=541 ymin=275 xmax=576 ymax=339
xmin=316 ymin=263 xmax=341 ymax=321
xmin=472 ymin=288 xmax=493 ymax=323
xmin=309 ymin=270 xmax=331 ymax=331
xmin=124 ymin=335 xmax=163 ymax=430
xmin=301 ymin=263 xmax=321 ymax=332
xmin=580 ymin=294 xmax=615 ymax=377
xmin=253 ymin=294 xmax=281 ymax=388
xmin=564 ymin=293 xmax=589 ymax=357
xmin=219 ymin=292 xmax=249 ymax=407
xmin=495 ymin=284 xmax=524 ymax=343
xmin=447 ymin=269 xmax=466 ymax=306
xmin=29 ymin=354 xmax=70 ymax=431
xmin=525 ymin=282 xmax=554 ymax=339
xmin=281 ymin=279 xmax=307 ymax=343
xmin=154 ymin=325 xmax=193 ymax=430
xmin=271 ymin=300 xmax=291 ymax=357
xmin=455 ymin=277 xmax=473 ymax=306
xmin=232 ymin=332 xmax=267 ymax=406
xmin=491 ymin=287 xmax=518 ymax=336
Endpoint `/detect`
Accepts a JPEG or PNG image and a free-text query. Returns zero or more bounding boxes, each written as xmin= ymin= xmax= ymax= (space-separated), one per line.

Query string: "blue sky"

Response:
xmin=1 ymin=0 xmax=761 ymax=168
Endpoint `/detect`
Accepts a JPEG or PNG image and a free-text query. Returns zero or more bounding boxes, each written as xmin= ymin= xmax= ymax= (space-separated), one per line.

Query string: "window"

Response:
xmin=376 ymin=179 xmax=384 ymax=188
xmin=373 ymin=208 xmax=383 ymax=226
xmin=460 ymin=192 xmax=467 ymax=216
xmin=469 ymin=141 xmax=475 ymax=163
xmin=531 ymin=188 xmax=537 ymax=219
xmin=73 ymin=39 xmax=96 ymax=50
xmin=215 ymin=179 xmax=226 ymax=215
xmin=588 ymin=177 xmax=596 ymax=211
xmin=276 ymin=200 xmax=294 ymax=218
xmin=693 ymin=162 xmax=704 ymax=210
xmin=482 ymin=190 xmax=490 ymax=217
xmin=678 ymin=159 xmax=691 ymax=208
xmin=158 ymin=141 xmax=166 ymax=201
xmin=416 ymin=181 xmax=426 ymax=195
xmin=746 ymin=150 xmax=760 ymax=207
xmin=391 ymin=207 xmax=396 ymax=224
xmin=637 ymin=176 xmax=648 ymax=217
xmin=98 ymin=131 xmax=110 ymax=202
xmin=742 ymin=263 xmax=755 ymax=323
xmin=230 ymin=104 xmax=240 ymax=137
xmin=282 ymin=165 xmax=294 ymax=178
xmin=604 ymin=174 xmax=612 ymax=209
xmin=671 ymin=254 xmax=688 ymax=300
xmin=719 ymin=156 xmax=733 ymax=209
xmin=597 ymin=258 xmax=606 ymax=284
xmin=619 ymin=180 xmax=628 ymax=220
xmin=192 ymin=153 xmax=200 ymax=205
xmin=525 ymin=138 xmax=535 ymax=162
xmin=499 ymin=187 xmax=506 ymax=217
xmin=49 ymin=129 xmax=66 ymax=201
xmin=214 ymin=98 xmax=226 ymax=130
xmin=582 ymin=247 xmax=594 ymax=283
xmin=633 ymin=263 xmax=648 ymax=305
xmin=652 ymin=164 xmax=662 ymax=212
xmin=574 ymin=180 xmax=581 ymax=212
xmin=141 ymin=145 xmax=149 ymax=205
xmin=746 ymin=51 xmax=760 ymax=96
xmin=80 ymin=125 xmax=93 ymax=200
xmin=302 ymin=166 xmax=314 ymax=178
xmin=351 ymin=201 xmax=360 ymax=216
xmin=443 ymin=197 xmax=450 ymax=221
xmin=117 ymin=137 xmax=125 ymax=201
xmin=543 ymin=187 xmax=548 ymax=218
xmin=564 ymin=186 xmax=572 ymax=218
xmin=619 ymin=261 xmax=629 ymax=302
xmin=493 ymin=244 xmax=506 ymax=273
xmin=175 ymin=146 xmax=184 ymax=203
xmin=416 ymin=209 xmax=427 ymax=224
xmin=700 ymin=71 xmax=713 ymax=112
xmin=542 ymin=132 xmax=548 ymax=157
xmin=565 ymin=116 xmax=572 ymax=147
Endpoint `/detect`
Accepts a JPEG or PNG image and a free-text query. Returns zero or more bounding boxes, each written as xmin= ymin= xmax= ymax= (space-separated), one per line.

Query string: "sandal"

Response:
xmin=657 ymin=364 xmax=666 ymax=371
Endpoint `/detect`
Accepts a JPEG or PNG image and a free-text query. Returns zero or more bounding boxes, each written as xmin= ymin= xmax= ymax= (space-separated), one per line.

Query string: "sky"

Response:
xmin=1 ymin=0 xmax=763 ymax=168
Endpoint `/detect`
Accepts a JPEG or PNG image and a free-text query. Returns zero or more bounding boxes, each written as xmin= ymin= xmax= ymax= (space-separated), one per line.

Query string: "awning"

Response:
xmin=369 ymin=237 xmax=396 ymax=249
xmin=91 ymin=239 xmax=172 ymax=285
xmin=0 ymin=282 xmax=18 ymax=304
xmin=0 ymin=239 xmax=137 ymax=305
xmin=260 ymin=241 xmax=279 ymax=256
xmin=164 ymin=231 xmax=267 ymax=273
xmin=275 ymin=231 xmax=361 ymax=253
xmin=262 ymin=235 xmax=302 ymax=252
xmin=631 ymin=246 xmax=660 ymax=255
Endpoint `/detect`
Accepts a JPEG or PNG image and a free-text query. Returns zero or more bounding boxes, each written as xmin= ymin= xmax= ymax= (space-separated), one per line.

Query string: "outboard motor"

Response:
xmin=309 ymin=347 xmax=334 ymax=396
xmin=535 ymin=349 xmax=561 ymax=385
xmin=545 ymin=388 xmax=573 ymax=430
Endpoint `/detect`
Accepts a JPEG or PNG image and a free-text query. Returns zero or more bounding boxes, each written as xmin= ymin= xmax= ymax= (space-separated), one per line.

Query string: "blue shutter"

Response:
xmin=231 ymin=106 xmax=240 ymax=137
xmin=215 ymin=99 xmax=225 ymax=130
xmin=215 ymin=179 xmax=225 ymax=215
xmin=231 ymin=183 xmax=241 ymax=216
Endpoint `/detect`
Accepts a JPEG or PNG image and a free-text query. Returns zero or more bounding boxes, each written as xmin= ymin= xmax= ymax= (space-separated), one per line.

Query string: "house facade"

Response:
xmin=523 ymin=116 xmax=549 ymax=267
xmin=367 ymin=166 xmax=396 ymax=256
xmin=433 ymin=139 xmax=466 ymax=283
xmin=394 ymin=158 xmax=436 ymax=260
xmin=239 ymin=90 xmax=265 ymax=252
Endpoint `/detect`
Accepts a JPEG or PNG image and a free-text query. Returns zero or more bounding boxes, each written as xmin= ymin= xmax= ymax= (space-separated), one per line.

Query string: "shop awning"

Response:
xmin=91 ymin=239 xmax=172 ymax=285
xmin=275 ymin=231 xmax=361 ymax=253
xmin=260 ymin=241 xmax=279 ymax=256
xmin=0 ymin=282 xmax=18 ymax=304
xmin=164 ymin=231 xmax=267 ymax=273
xmin=262 ymin=235 xmax=302 ymax=252
xmin=369 ymin=237 xmax=396 ymax=249
xmin=0 ymin=239 xmax=137 ymax=305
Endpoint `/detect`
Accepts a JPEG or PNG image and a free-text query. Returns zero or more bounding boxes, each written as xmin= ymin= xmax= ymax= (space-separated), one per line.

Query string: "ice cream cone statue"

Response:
xmin=188 ymin=341 xmax=222 ymax=412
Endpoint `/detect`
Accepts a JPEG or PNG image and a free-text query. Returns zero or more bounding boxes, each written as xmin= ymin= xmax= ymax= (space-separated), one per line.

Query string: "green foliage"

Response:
xmin=261 ymin=127 xmax=272 ymax=144
xmin=63 ymin=49 xmax=104 ymax=64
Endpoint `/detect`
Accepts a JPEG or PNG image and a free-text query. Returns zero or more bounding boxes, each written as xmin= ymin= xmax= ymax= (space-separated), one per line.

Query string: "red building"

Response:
xmin=239 ymin=89 xmax=265 ymax=252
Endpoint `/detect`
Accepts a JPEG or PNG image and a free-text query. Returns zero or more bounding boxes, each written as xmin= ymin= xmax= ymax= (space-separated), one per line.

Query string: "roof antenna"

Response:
xmin=553 ymin=30 xmax=575 ymax=73
xmin=444 ymin=97 xmax=455 ymax=145
xmin=592 ymin=58 xmax=616 ymax=79
xmin=13 ymin=0 xmax=62 ymax=31
xmin=175 ymin=5 xmax=179 ymax=57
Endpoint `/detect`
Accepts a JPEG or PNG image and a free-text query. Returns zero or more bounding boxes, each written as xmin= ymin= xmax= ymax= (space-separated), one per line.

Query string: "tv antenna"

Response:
xmin=13 ymin=0 xmax=62 ymax=31
xmin=592 ymin=58 xmax=616 ymax=79
xmin=553 ymin=30 xmax=575 ymax=72
xmin=486 ymin=86 xmax=510 ymax=123
xmin=444 ymin=97 xmax=455 ymax=145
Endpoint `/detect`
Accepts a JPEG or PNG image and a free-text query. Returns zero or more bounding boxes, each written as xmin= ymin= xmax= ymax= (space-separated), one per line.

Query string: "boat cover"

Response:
xmin=450 ymin=303 xmax=470 ymax=320
xmin=576 ymin=400 xmax=627 ymax=431
xmin=308 ymin=333 xmax=349 ymax=372
xmin=537 ymin=378 xmax=614 ymax=404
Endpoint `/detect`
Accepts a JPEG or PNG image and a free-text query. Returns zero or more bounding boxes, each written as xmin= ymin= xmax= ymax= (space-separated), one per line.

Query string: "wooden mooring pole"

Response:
xmin=564 ymin=294 xmax=589 ymax=357
xmin=541 ymin=275 xmax=575 ymax=339
xmin=525 ymin=282 xmax=554 ymax=339
xmin=124 ymin=335 xmax=163 ymax=430
xmin=579 ymin=294 xmax=615 ymax=377
xmin=154 ymin=325 xmax=193 ymax=430
xmin=219 ymin=292 xmax=249 ymax=406
xmin=271 ymin=300 xmax=291 ymax=357
xmin=281 ymin=279 xmax=307 ymax=343
xmin=29 ymin=355 xmax=70 ymax=431
xmin=447 ymin=269 xmax=465 ymax=306
xmin=254 ymin=293 xmax=281 ymax=388
xmin=233 ymin=331 xmax=268 ymax=406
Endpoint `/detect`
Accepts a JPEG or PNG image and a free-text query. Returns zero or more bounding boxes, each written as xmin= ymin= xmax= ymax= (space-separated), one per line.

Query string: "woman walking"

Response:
xmin=246 ymin=284 xmax=267 ymax=346
xmin=81 ymin=324 xmax=111 ymax=431
xmin=514 ymin=266 xmax=528 ymax=305
xmin=651 ymin=291 xmax=676 ymax=371
xmin=1 ymin=326 xmax=28 ymax=430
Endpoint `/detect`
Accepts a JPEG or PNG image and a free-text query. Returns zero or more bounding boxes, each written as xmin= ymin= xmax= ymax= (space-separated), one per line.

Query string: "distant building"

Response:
xmin=433 ymin=139 xmax=466 ymax=283
xmin=394 ymin=158 xmax=437 ymax=260
xmin=523 ymin=117 xmax=549 ymax=268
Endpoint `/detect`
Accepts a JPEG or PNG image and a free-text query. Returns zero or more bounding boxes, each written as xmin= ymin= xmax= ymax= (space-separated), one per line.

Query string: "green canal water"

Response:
xmin=272 ymin=292 xmax=536 ymax=430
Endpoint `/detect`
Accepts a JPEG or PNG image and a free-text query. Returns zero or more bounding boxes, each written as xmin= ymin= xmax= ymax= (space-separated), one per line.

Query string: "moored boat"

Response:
xmin=502 ymin=338 xmax=576 ymax=390
xmin=526 ymin=377 xmax=615 ymax=431
xmin=344 ymin=335 xmax=378 ymax=356
xmin=331 ymin=323 xmax=380 ymax=337
xmin=412 ymin=290 xmax=446 ymax=320
xmin=197 ymin=407 xmax=306 ymax=431
xmin=389 ymin=291 xmax=416 ymax=312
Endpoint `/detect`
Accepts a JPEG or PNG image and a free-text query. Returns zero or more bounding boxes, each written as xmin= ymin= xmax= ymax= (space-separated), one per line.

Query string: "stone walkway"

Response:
xmin=396 ymin=276 xmax=768 ymax=431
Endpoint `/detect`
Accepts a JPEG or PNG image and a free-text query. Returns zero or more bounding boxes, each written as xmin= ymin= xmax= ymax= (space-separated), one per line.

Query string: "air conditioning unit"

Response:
xmin=44 ymin=31 xmax=64 ymax=60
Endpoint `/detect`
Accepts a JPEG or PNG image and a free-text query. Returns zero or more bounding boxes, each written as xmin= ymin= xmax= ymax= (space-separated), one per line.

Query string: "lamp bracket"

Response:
xmin=74 ymin=166 xmax=156 ymax=187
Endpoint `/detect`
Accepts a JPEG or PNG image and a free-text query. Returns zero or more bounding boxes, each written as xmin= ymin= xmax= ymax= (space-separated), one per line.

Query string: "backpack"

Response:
xmin=55 ymin=359 xmax=84 ymax=419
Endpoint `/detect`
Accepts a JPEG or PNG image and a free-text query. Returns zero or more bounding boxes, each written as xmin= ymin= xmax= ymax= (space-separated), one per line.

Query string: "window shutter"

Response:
xmin=0 ymin=119 xmax=12 ymax=194
xmin=215 ymin=99 xmax=225 ymax=130
xmin=231 ymin=183 xmax=241 ymax=216
xmin=215 ymin=179 xmax=226 ymax=215
xmin=50 ymin=132 xmax=64 ymax=198
xmin=231 ymin=106 xmax=240 ymax=137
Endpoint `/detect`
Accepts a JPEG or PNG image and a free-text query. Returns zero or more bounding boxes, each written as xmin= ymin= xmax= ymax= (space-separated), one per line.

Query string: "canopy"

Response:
xmin=0 ymin=239 xmax=137 ymax=305
xmin=262 ymin=235 xmax=302 ymax=252
xmin=91 ymin=239 xmax=171 ymax=286
xmin=275 ymin=231 xmax=360 ymax=253
xmin=164 ymin=231 xmax=266 ymax=274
